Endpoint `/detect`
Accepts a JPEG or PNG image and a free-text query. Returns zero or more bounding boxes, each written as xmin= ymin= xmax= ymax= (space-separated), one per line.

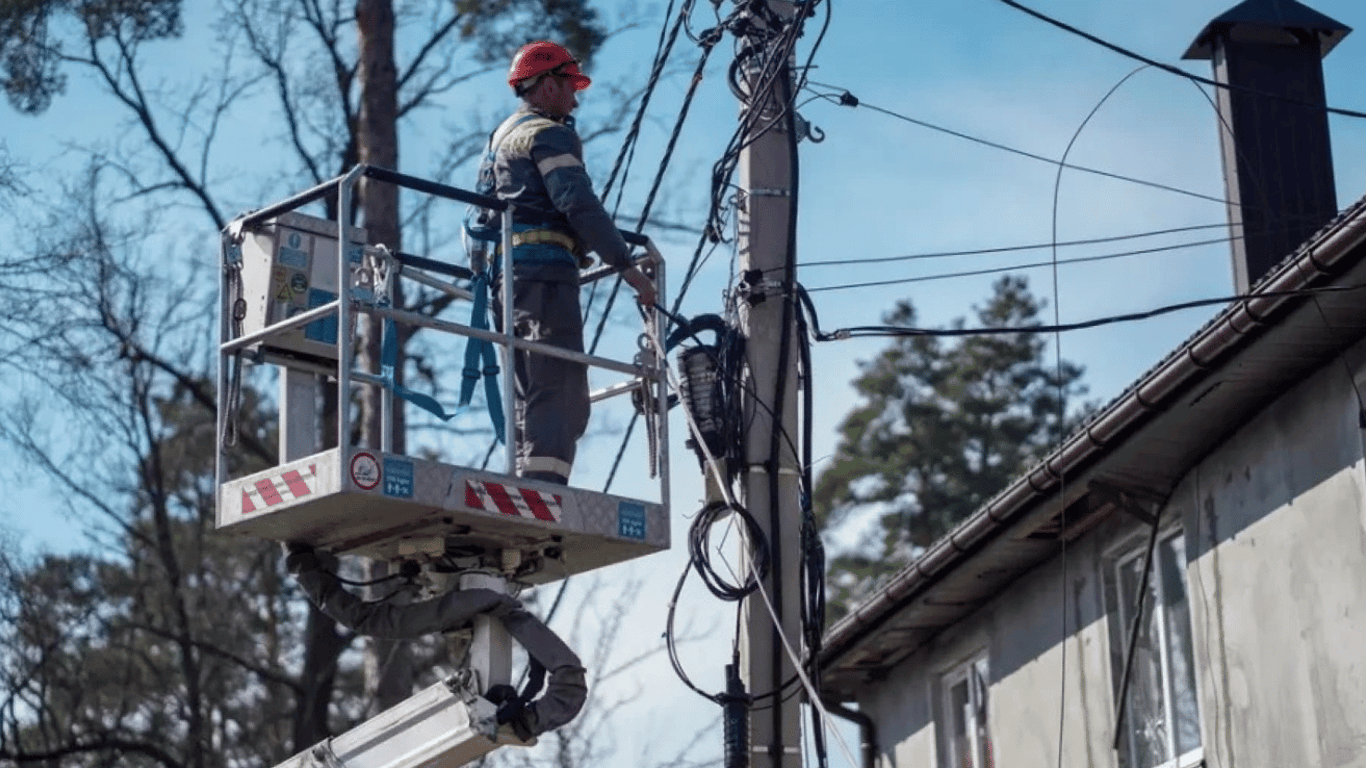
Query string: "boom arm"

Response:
xmin=275 ymin=670 xmax=525 ymax=768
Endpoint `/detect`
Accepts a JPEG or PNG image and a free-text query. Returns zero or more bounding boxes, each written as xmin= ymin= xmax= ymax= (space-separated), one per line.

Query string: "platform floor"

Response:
xmin=217 ymin=448 xmax=668 ymax=584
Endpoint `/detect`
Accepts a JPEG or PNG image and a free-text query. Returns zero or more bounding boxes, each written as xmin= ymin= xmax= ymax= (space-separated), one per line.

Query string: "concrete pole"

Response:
xmin=735 ymin=4 xmax=803 ymax=768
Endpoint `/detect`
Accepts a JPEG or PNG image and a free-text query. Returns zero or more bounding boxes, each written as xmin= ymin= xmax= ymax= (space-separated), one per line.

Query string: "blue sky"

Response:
xmin=5 ymin=0 xmax=1366 ymax=763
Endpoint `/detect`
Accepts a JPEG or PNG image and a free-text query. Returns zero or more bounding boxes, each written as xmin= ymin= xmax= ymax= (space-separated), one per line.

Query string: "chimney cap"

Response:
xmin=1184 ymin=0 xmax=1351 ymax=60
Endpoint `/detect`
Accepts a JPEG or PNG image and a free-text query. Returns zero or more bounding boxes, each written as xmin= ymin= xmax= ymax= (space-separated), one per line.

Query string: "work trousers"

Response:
xmin=492 ymin=277 xmax=589 ymax=484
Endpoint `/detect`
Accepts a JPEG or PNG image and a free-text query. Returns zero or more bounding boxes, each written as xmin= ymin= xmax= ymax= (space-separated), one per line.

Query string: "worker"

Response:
xmin=469 ymin=40 xmax=656 ymax=485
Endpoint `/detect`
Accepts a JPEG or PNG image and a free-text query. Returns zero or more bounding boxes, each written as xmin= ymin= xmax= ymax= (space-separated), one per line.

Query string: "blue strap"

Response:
xmin=380 ymin=317 xmax=461 ymax=422
xmin=377 ymin=282 xmax=504 ymax=443
xmin=459 ymin=272 xmax=506 ymax=443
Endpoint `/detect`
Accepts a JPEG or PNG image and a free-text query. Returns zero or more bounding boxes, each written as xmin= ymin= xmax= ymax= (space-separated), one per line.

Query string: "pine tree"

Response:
xmin=813 ymin=275 xmax=1089 ymax=619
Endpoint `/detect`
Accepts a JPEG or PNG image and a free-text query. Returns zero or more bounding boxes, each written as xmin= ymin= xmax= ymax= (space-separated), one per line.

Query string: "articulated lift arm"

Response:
xmin=217 ymin=168 xmax=671 ymax=768
xmin=272 ymin=546 xmax=586 ymax=768
xmin=276 ymin=670 xmax=522 ymax=768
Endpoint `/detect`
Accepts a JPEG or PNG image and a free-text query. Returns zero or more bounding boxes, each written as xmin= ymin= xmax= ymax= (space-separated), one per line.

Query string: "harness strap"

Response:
xmin=380 ymin=317 xmax=460 ymax=422
xmin=377 ymin=282 xmax=504 ymax=442
xmin=458 ymin=271 xmax=506 ymax=443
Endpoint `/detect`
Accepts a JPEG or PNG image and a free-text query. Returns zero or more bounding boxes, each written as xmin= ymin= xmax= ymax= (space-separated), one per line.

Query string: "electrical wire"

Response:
xmin=588 ymin=21 xmax=727 ymax=356
xmin=824 ymin=233 xmax=1239 ymax=288
xmin=1045 ymin=61 xmax=1151 ymax=768
xmin=799 ymin=234 xmax=1234 ymax=292
xmin=1187 ymin=77 xmax=1366 ymax=424
xmin=992 ymin=0 xmax=1366 ymax=121
xmin=811 ymin=282 xmax=1366 ymax=340
xmin=803 ymin=85 xmax=1235 ymax=208
xmin=795 ymin=222 xmax=1245 ymax=268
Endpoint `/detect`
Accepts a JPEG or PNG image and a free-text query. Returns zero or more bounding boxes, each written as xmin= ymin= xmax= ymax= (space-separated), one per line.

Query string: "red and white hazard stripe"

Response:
xmin=241 ymin=464 xmax=319 ymax=515
xmin=464 ymin=480 xmax=562 ymax=523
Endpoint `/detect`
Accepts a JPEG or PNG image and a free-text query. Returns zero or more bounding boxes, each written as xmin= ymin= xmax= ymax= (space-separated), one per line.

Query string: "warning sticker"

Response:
xmin=350 ymin=452 xmax=380 ymax=490
xmin=241 ymin=464 xmax=319 ymax=515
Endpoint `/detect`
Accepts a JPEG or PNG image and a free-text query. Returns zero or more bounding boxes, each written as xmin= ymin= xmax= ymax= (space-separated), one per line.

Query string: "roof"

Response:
xmin=1184 ymin=0 xmax=1351 ymax=60
xmin=818 ymin=194 xmax=1366 ymax=701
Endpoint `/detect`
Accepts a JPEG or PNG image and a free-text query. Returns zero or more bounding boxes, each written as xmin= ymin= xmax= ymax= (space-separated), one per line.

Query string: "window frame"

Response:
xmin=939 ymin=651 xmax=991 ymax=768
xmin=1105 ymin=524 xmax=1203 ymax=768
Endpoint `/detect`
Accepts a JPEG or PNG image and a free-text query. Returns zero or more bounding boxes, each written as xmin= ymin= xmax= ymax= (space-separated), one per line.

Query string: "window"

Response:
xmin=940 ymin=654 xmax=991 ymax=768
xmin=1108 ymin=528 xmax=1201 ymax=768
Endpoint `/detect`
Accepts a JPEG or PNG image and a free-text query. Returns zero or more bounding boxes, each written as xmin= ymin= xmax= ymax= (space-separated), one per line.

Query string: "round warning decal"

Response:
xmin=350 ymin=451 xmax=381 ymax=490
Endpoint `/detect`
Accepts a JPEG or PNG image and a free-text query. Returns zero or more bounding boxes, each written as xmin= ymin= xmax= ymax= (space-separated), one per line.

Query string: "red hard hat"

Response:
xmin=508 ymin=41 xmax=591 ymax=91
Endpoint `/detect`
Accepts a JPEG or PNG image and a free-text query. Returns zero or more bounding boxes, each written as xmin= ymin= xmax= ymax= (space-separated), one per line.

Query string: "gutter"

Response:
xmin=821 ymin=698 xmax=878 ymax=768
xmin=820 ymin=200 xmax=1366 ymax=670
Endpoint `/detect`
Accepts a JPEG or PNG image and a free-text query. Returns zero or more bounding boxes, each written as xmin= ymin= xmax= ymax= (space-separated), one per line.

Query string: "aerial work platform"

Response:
xmin=215 ymin=165 xmax=672 ymax=583
xmin=220 ymin=448 xmax=665 ymax=582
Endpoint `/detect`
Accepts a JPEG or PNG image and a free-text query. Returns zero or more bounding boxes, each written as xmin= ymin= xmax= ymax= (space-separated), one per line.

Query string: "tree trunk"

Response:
xmin=292 ymin=605 xmax=350 ymax=750
xmin=355 ymin=0 xmax=413 ymax=713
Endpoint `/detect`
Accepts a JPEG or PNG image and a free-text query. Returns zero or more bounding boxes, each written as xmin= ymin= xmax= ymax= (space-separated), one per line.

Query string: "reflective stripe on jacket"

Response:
xmin=485 ymin=107 xmax=632 ymax=274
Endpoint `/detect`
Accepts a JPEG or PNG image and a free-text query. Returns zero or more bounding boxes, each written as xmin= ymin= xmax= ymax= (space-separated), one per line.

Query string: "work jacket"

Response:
xmin=483 ymin=105 xmax=632 ymax=282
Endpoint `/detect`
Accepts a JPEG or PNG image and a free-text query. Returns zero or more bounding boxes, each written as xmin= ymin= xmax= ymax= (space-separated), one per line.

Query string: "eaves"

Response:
xmin=818 ymin=194 xmax=1366 ymax=700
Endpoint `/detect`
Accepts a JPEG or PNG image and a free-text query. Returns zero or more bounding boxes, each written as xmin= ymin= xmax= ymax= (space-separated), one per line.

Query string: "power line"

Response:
xmin=992 ymin=0 xmax=1366 ymax=121
xmin=800 ymin=234 xmax=1232 ymax=292
xmin=797 ymin=222 xmax=1234 ymax=268
xmin=809 ymin=282 xmax=1366 ymax=340
xmin=804 ymin=86 xmax=1233 ymax=207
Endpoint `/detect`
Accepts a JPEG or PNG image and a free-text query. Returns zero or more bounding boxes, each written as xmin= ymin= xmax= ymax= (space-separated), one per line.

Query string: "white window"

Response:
xmin=940 ymin=654 xmax=991 ymax=768
xmin=1109 ymin=528 xmax=1201 ymax=768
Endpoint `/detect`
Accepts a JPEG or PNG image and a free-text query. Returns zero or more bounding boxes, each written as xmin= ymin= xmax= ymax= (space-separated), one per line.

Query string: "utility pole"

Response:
xmin=734 ymin=2 xmax=803 ymax=767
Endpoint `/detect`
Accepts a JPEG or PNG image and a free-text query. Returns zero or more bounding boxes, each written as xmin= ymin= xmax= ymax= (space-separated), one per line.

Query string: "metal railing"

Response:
xmin=215 ymin=165 xmax=668 ymax=504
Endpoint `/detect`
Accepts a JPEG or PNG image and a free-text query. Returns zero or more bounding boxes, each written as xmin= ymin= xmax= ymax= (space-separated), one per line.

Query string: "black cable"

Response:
xmin=601 ymin=410 xmax=638 ymax=492
xmin=795 ymin=271 xmax=829 ymax=768
xmin=588 ymin=24 xmax=726 ymax=356
xmin=1048 ymin=61 xmax=1147 ymax=768
xmin=690 ymin=501 xmax=771 ymax=601
xmin=600 ymin=0 xmax=693 ymax=208
xmin=820 ymin=282 xmax=1366 ymax=339
xmin=992 ymin=0 xmax=1366 ymax=121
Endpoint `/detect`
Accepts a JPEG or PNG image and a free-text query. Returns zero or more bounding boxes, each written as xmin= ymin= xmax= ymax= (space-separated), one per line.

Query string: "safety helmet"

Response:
xmin=508 ymin=41 xmax=591 ymax=92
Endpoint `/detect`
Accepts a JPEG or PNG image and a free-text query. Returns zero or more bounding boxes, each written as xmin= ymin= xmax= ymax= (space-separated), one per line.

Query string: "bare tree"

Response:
xmin=0 ymin=0 xmax=704 ymax=763
xmin=0 ymin=169 xmax=331 ymax=768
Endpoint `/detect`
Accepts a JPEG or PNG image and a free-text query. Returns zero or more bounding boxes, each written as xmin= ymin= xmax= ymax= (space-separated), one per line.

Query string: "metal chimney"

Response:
xmin=1184 ymin=0 xmax=1351 ymax=293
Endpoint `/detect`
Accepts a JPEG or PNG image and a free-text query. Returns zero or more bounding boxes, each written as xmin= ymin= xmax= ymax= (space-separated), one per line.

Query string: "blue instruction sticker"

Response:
xmin=278 ymin=231 xmax=309 ymax=269
xmin=304 ymin=289 xmax=338 ymax=343
xmin=383 ymin=458 xmax=414 ymax=498
xmin=617 ymin=501 xmax=647 ymax=540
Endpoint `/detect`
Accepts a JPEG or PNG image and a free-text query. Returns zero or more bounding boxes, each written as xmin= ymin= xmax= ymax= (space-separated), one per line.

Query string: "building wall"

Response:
xmin=860 ymin=526 xmax=1118 ymax=768
xmin=1175 ymin=349 xmax=1366 ymax=768
xmin=858 ymin=347 xmax=1366 ymax=768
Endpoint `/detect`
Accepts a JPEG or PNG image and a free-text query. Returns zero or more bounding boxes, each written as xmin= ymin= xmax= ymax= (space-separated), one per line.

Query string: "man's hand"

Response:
xmin=624 ymin=266 xmax=657 ymax=309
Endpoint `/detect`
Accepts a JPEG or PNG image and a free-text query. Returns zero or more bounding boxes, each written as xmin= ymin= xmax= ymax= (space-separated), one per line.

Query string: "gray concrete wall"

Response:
xmin=859 ymin=527 xmax=1118 ymax=768
xmin=1173 ymin=349 xmax=1366 ymax=768
xmin=858 ymin=347 xmax=1366 ymax=768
